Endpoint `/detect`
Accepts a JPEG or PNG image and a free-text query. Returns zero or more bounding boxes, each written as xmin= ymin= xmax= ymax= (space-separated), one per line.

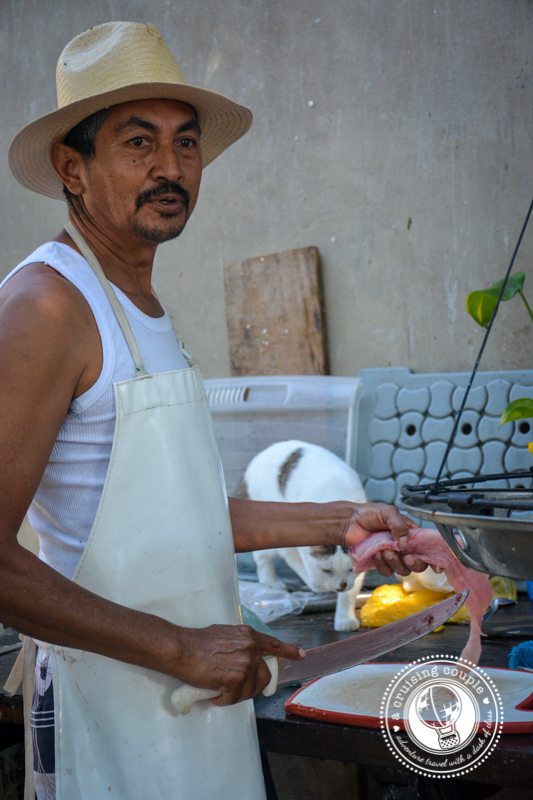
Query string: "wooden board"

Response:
xmin=224 ymin=246 xmax=328 ymax=376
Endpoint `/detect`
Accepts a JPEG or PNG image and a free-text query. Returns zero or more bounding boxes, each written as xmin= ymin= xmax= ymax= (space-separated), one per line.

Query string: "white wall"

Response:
xmin=1 ymin=0 xmax=531 ymax=377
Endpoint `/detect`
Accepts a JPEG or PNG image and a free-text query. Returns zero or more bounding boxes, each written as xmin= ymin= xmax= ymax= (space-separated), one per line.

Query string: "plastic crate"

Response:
xmin=205 ymin=375 xmax=362 ymax=495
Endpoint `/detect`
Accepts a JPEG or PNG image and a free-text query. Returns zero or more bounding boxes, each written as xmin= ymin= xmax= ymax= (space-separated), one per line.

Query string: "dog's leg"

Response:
xmin=333 ymin=572 xmax=366 ymax=632
xmin=253 ymin=550 xmax=287 ymax=589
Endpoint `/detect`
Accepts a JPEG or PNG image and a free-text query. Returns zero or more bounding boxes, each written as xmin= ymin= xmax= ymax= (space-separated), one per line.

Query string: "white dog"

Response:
xmin=238 ymin=440 xmax=367 ymax=631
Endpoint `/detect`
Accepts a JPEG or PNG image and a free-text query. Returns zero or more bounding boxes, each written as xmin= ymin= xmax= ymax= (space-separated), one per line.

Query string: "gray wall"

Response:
xmin=1 ymin=1 xmax=531 ymax=378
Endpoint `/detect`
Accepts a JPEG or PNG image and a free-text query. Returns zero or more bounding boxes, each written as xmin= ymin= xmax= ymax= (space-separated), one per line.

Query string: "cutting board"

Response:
xmin=285 ymin=663 xmax=533 ymax=733
xmin=224 ymin=246 xmax=328 ymax=376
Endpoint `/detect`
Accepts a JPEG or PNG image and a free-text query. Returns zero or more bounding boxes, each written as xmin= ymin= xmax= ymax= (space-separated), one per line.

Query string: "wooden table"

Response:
xmin=1 ymin=601 xmax=533 ymax=798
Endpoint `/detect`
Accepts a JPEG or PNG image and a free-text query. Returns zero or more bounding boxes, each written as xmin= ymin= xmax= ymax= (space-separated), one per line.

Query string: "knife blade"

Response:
xmin=171 ymin=589 xmax=468 ymax=714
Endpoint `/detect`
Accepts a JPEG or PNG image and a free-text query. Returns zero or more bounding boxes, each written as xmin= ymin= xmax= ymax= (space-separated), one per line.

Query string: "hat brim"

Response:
xmin=9 ymin=82 xmax=252 ymax=200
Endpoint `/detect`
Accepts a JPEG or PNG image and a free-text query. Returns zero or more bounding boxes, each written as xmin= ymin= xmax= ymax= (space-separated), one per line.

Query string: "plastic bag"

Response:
xmin=360 ymin=584 xmax=458 ymax=628
xmin=360 ymin=575 xmax=517 ymax=629
xmin=238 ymin=580 xmax=310 ymax=624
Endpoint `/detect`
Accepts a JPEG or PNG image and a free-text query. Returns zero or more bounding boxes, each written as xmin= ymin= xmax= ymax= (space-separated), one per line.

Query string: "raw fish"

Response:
xmin=349 ymin=527 xmax=493 ymax=663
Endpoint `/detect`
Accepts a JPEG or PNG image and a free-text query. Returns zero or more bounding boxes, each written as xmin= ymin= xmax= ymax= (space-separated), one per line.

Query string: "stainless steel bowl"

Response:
xmin=400 ymin=491 xmax=533 ymax=579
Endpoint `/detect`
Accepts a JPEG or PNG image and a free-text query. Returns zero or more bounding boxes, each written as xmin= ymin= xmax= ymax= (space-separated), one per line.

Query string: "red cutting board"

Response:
xmin=285 ymin=663 xmax=533 ymax=733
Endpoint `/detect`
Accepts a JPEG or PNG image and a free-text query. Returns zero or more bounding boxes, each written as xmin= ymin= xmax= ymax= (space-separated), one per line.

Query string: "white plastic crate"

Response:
xmin=205 ymin=375 xmax=362 ymax=495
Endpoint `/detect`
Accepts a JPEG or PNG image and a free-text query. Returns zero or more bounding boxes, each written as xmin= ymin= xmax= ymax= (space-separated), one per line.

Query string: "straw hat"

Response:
xmin=9 ymin=21 xmax=253 ymax=200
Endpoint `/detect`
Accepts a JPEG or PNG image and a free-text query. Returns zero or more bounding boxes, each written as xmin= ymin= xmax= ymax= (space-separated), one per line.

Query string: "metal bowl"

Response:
xmin=400 ymin=491 xmax=533 ymax=579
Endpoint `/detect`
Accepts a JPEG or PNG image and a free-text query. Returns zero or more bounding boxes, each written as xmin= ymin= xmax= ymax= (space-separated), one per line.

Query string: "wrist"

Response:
xmin=321 ymin=500 xmax=360 ymax=548
xmin=137 ymin=615 xmax=187 ymax=679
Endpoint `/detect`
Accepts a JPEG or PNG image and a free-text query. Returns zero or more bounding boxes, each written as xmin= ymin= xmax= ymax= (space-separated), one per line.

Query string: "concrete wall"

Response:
xmin=1 ymin=0 xmax=531 ymax=378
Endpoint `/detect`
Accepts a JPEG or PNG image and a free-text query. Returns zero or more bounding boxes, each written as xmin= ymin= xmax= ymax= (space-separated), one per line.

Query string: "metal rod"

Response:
xmin=429 ymin=496 xmax=533 ymax=511
xmin=402 ymin=468 xmax=533 ymax=494
xmin=434 ymin=197 xmax=533 ymax=486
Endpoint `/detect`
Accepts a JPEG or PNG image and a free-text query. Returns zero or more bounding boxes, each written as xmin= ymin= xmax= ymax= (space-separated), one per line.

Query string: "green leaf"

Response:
xmin=466 ymin=272 xmax=526 ymax=327
xmin=500 ymin=398 xmax=533 ymax=425
xmin=466 ymin=290 xmax=498 ymax=327
xmin=489 ymin=272 xmax=525 ymax=300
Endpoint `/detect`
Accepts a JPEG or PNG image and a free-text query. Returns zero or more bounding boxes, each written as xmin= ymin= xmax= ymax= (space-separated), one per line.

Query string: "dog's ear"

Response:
xmin=309 ymin=545 xmax=336 ymax=558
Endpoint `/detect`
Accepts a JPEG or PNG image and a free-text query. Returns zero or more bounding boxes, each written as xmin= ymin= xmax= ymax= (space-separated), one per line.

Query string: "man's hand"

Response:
xmin=341 ymin=502 xmax=428 ymax=577
xmin=175 ymin=624 xmax=303 ymax=706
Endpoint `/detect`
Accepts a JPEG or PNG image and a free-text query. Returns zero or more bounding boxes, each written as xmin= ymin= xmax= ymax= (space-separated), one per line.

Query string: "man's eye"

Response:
xmin=179 ymin=137 xmax=199 ymax=149
xmin=130 ymin=136 xmax=146 ymax=147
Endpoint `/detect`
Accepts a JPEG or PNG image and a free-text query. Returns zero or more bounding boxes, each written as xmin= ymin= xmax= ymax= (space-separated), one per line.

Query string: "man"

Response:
xmin=1 ymin=21 xmax=425 ymax=799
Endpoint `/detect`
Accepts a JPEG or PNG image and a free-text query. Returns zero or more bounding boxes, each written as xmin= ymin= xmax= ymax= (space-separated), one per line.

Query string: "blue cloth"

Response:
xmin=508 ymin=641 xmax=533 ymax=670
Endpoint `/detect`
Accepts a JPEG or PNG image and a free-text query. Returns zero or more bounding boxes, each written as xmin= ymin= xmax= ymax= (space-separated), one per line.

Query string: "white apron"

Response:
xmin=44 ymin=226 xmax=266 ymax=799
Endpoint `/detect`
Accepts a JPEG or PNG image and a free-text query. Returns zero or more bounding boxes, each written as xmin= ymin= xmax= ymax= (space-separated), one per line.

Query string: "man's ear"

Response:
xmin=51 ymin=143 xmax=87 ymax=196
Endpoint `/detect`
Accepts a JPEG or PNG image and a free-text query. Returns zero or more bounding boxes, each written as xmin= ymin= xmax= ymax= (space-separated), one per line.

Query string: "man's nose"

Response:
xmin=151 ymin=143 xmax=184 ymax=181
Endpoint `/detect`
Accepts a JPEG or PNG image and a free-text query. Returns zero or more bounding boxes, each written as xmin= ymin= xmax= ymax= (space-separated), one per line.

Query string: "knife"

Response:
xmin=171 ymin=589 xmax=468 ymax=714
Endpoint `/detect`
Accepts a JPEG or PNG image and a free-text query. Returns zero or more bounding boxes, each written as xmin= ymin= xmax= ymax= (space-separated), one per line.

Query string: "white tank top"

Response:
xmin=1 ymin=241 xmax=191 ymax=578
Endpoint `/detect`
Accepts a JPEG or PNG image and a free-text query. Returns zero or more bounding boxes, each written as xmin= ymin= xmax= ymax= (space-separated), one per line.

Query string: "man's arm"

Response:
xmin=229 ymin=497 xmax=428 ymax=577
xmin=0 ymin=266 xmax=300 ymax=704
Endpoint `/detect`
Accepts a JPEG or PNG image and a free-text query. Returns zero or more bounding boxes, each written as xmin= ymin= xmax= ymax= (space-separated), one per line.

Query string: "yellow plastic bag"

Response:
xmin=359 ymin=577 xmax=517 ymax=629
xmin=360 ymin=584 xmax=451 ymax=628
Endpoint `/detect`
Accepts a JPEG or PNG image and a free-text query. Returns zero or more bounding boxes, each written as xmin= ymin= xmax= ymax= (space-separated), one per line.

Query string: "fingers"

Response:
xmin=373 ymin=550 xmax=395 ymax=577
xmin=374 ymin=549 xmax=429 ymax=577
xmin=190 ymin=626 xmax=302 ymax=708
xmin=210 ymin=634 xmax=286 ymax=706
xmin=403 ymin=555 xmax=429 ymax=573
xmin=378 ymin=505 xmax=412 ymax=541
xmin=344 ymin=503 xmax=416 ymax=550
xmin=346 ymin=504 xmax=440 ymax=578
xmin=374 ymin=548 xmax=411 ymax=577
xmin=256 ymin=631 xmax=303 ymax=661
xmin=209 ymin=654 xmax=272 ymax=706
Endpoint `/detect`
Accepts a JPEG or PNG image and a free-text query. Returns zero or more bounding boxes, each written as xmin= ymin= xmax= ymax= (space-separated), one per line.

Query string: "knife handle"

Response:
xmin=170 ymin=655 xmax=278 ymax=715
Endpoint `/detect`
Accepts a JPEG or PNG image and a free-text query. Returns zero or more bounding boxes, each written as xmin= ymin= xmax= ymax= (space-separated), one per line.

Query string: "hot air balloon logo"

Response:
xmin=415 ymin=683 xmax=462 ymax=749
xmin=381 ymin=657 xmax=502 ymax=778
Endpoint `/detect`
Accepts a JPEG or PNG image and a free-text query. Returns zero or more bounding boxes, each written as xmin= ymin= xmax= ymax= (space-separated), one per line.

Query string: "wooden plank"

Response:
xmin=224 ymin=246 xmax=328 ymax=376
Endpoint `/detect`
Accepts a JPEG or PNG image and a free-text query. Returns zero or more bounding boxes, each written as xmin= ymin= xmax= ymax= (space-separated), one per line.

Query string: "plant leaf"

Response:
xmin=500 ymin=398 xmax=533 ymax=425
xmin=490 ymin=272 xmax=525 ymax=300
xmin=466 ymin=272 xmax=526 ymax=327
xmin=466 ymin=290 xmax=498 ymax=326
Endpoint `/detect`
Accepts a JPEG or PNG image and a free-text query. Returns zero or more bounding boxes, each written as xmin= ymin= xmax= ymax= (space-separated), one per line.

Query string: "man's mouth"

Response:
xmin=136 ymin=183 xmax=190 ymax=214
xmin=149 ymin=194 xmax=184 ymax=211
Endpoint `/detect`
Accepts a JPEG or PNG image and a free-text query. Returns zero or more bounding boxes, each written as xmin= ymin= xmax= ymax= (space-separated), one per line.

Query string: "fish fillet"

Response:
xmin=349 ymin=527 xmax=493 ymax=663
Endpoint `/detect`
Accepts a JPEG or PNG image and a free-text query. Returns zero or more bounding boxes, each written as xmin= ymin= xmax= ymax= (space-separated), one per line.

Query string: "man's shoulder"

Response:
xmin=0 ymin=260 xmax=99 ymax=393
xmin=0 ymin=260 xmax=98 ymax=380
xmin=0 ymin=261 xmax=92 ymax=330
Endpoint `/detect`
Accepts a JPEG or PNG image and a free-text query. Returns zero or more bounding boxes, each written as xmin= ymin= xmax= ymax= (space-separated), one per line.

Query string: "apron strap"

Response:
xmin=64 ymin=221 xmax=147 ymax=375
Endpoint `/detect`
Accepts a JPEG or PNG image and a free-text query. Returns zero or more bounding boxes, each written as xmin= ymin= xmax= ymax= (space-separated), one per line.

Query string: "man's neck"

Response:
xmin=55 ymin=213 xmax=163 ymax=314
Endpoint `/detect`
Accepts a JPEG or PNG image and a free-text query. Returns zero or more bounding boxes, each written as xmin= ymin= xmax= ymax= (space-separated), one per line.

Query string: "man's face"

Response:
xmin=77 ymin=98 xmax=203 ymax=244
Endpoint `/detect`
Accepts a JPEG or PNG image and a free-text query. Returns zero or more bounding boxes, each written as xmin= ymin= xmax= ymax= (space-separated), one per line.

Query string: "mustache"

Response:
xmin=135 ymin=182 xmax=190 ymax=211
